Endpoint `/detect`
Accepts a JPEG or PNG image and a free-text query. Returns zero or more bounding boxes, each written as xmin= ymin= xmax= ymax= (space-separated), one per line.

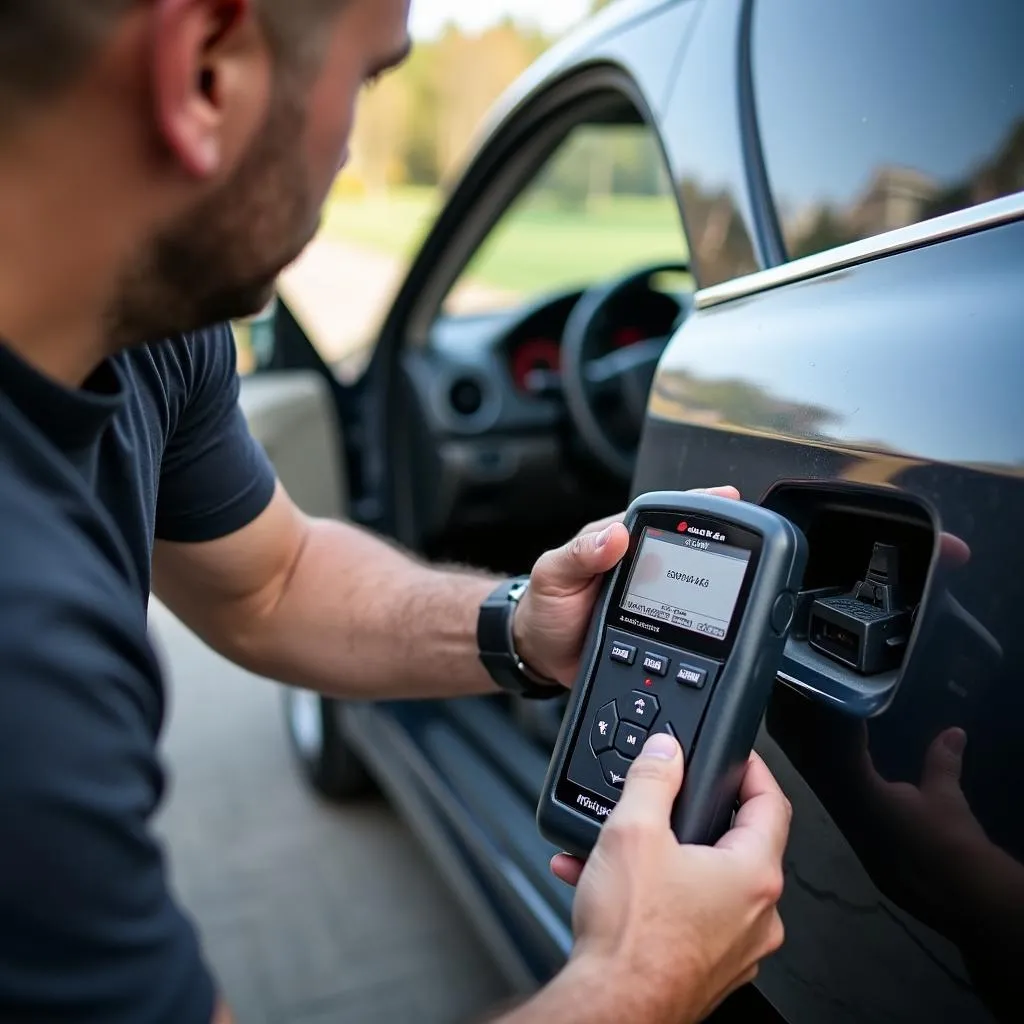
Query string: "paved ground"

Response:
xmin=149 ymin=600 xmax=512 ymax=1024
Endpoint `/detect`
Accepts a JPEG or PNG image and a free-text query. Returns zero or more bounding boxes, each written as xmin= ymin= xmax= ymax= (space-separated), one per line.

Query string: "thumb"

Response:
xmin=921 ymin=727 xmax=967 ymax=800
xmin=532 ymin=523 xmax=630 ymax=596
xmin=607 ymin=733 xmax=684 ymax=831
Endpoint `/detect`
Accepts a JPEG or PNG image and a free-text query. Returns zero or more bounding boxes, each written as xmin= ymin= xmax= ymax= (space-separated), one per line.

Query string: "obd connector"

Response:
xmin=808 ymin=543 xmax=912 ymax=675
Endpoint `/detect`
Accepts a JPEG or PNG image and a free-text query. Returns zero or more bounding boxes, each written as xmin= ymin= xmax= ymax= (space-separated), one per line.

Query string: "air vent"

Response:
xmin=449 ymin=376 xmax=485 ymax=417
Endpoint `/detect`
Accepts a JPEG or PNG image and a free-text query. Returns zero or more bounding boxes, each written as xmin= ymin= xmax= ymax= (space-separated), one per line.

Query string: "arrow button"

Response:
xmin=599 ymin=750 xmax=633 ymax=790
xmin=620 ymin=690 xmax=660 ymax=726
xmin=590 ymin=701 xmax=619 ymax=756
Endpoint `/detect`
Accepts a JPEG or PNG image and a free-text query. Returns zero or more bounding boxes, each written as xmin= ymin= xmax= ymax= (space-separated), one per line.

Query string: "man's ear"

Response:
xmin=150 ymin=0 xmax=272 ymax=178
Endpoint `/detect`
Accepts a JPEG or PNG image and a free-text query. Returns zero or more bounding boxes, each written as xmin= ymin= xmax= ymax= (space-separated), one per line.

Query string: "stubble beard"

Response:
xmin=108 ymin=70 xmax=319 ymax=349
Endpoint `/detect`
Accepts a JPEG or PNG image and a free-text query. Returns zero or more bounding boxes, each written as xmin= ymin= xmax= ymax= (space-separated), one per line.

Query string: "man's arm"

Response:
xmin=154 ymin=481 xmax=633 ymax=699
xmin=151 ymin=326 xmax=500 ymax=699
xmin=154 ymin=482 xmax=501 ymax=700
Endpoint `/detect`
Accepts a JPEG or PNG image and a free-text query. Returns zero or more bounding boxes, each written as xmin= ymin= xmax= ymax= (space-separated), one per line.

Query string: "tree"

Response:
xmin=350 ymin=70 xmax=411 ymax=191
xmin=345 ymin=21 xmax=561 ymax=191
xmin=433 ymin=23 xmax=548 ymax=181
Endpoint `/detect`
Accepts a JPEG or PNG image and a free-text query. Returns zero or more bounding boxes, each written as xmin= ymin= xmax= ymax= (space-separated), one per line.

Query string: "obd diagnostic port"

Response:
xmin=808 ymin=543 xmax=912 ymax=675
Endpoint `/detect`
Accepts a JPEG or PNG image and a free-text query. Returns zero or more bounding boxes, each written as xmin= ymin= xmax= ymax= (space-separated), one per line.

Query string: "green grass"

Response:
xmin=321 ymin=186 xmax=688 ymax=300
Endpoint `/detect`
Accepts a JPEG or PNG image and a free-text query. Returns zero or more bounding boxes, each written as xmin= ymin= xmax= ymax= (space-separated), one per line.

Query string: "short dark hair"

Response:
xmin=0 ymin=0 xmax=342 ymax=114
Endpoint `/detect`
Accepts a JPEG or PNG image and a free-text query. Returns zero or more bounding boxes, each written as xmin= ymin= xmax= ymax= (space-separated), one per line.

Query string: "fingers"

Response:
xmin=606 ymin=734 xmax=685 ymax=831
xmin=921 ymin=727 xmax=967 ymax=799
xmin=559 ymin=486 xmax=741 ymax=586
xmin=576 ymin=512 xmax=626 ymax=539
xmin=550 ymin=853 xmax=585 ymax=887
xmin=533 ymin=523 xmax=630 ymax=595
xmin=715 ymin=753 xmax=791 ymax=862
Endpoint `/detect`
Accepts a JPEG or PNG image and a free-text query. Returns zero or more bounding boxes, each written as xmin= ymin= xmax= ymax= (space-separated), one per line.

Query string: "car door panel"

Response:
xmin=239 ymin=370 xmax=348 ymax=519
xmin=634 ymin=213 xmax=1024 ymax=1023
xmin=648 ymin=221 xmax=1024 ymax=467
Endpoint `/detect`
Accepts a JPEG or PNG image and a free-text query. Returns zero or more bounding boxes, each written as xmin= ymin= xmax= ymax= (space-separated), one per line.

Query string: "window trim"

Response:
xmin=694 ymin=189 xmax=1024 ymax=310
xmin=737 ymin=0 xmax=785 ymax=269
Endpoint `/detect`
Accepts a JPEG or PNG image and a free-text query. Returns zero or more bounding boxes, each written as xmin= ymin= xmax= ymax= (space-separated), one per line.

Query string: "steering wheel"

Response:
xmin=561 ymin=264 xmax=693 ymax=480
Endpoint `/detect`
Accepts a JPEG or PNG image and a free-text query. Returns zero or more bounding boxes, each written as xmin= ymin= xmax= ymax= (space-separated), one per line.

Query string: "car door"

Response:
xmin=640 ymin=2 xmax=1024 ymax=1022
xmin=236 ymin=327 xmax=347 ymax=522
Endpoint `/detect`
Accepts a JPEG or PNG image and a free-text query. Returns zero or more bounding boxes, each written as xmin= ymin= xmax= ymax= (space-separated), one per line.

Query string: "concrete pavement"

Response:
xmin=149 ymin=600 xmax=512 ymax=1024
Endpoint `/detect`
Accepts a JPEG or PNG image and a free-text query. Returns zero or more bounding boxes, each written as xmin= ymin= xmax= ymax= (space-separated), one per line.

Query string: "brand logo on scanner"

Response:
xmin=577 ymin=794 xmax=612 ymax=817
xmin=678 ymin=521 xmax=726 ymax=542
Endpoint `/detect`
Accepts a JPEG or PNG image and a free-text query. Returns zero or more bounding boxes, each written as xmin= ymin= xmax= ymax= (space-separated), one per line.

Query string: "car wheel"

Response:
xmin=282 ymin=688 xmax=375 ymax=801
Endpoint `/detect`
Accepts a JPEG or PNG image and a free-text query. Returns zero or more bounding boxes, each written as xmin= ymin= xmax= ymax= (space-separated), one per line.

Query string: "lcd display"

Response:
xmin=620 ymin=528 xmax=752 ymax=640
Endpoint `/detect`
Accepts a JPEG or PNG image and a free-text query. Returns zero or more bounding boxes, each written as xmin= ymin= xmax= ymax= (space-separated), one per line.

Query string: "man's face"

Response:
xmin=115 ymin=0 xmax=411 ymax=344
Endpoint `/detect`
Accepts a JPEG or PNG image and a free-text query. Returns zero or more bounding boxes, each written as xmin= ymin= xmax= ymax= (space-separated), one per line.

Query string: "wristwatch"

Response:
xmin=477 ymin=576 xmax=565 ymax=700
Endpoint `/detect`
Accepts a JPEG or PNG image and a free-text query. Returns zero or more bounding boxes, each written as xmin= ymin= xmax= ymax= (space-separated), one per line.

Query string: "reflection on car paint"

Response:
xmin=638 ymin=211 xmax=1024 ymax=1021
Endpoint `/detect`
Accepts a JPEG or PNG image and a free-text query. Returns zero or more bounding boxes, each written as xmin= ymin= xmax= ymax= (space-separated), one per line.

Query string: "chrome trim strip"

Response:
xmin=695 ymin=190 xmax=1024 ymax=310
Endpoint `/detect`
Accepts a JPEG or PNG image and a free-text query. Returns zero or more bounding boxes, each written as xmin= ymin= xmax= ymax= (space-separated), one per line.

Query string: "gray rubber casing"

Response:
xmin=537 ymin=491 xmax=807 ymax=858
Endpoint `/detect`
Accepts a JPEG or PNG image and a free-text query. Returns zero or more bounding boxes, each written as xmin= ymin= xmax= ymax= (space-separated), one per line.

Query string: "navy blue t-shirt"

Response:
xmin=0 ymin=326 xmax=277 ymax=1022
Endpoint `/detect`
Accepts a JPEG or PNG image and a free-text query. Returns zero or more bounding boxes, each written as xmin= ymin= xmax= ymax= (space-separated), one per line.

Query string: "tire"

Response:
xmin=282 ymin=688 xmax=375 ymax=801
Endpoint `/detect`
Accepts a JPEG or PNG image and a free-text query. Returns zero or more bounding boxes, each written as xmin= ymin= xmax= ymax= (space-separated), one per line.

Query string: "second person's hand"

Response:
xmin=553 ymin=734 xmax=791 ymax=1023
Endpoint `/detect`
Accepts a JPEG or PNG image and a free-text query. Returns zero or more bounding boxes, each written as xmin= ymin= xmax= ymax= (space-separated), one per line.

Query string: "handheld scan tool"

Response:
xmin=538 ymin=491 xmax=807 ymax=856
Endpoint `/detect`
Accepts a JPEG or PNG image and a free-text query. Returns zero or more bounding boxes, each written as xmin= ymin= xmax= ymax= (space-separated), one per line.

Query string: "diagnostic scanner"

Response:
xmin=538 ymin=491 xmax=807 ymax=856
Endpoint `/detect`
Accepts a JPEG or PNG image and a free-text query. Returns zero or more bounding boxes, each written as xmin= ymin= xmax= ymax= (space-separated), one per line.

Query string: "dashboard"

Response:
xmin=503 ymin=288 xmax=683 ymax=398
xmin=397 ymin=277 xmax=689 ymax=552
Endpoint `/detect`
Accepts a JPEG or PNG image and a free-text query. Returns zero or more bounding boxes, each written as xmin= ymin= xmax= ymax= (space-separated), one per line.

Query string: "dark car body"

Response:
xmin=269 ymin=1 xmax=1024 ymax=1021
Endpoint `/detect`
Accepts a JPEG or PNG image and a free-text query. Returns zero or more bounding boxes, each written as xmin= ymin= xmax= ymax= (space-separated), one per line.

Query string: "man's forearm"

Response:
xmin=488 ymin=960 xmax=668 ymax=1024
xmin=233 ymin=517 xmax=503 ymax=700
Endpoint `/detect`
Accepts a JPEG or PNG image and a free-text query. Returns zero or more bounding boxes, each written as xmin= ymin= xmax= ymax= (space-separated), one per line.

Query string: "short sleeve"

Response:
xmin=156 ymin=323 xmax=276 ymax=543
xmin=0 ymin=575 xmax=217 ymax=1023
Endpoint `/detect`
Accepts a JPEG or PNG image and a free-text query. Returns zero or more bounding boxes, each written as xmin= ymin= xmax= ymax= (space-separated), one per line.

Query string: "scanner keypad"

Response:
xmin=576 ymin=628 xmax=723 ymax=796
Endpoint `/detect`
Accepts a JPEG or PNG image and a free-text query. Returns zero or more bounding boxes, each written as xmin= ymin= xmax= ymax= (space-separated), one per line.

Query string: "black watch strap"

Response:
xmin=477 ymin=577 xmax=564 ymax=700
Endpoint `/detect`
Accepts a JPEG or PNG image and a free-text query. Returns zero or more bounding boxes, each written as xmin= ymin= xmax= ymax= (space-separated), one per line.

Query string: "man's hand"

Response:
xmin=513 ymin=486 xmax=740 ymax=685
xmin=499 ymin=734 xmax=791 ymax=1024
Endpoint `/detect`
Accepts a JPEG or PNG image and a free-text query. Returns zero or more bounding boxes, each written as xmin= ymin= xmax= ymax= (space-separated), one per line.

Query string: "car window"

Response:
xmin=752 ymin=0 xmax=1024 ymax=261
xmin=443 ymin=122 xmax=689 ymax=316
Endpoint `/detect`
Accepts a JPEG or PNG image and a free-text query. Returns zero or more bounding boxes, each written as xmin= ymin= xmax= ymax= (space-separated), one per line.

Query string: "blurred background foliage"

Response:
xmin=328 ymin=0 xmax=668 ymax=282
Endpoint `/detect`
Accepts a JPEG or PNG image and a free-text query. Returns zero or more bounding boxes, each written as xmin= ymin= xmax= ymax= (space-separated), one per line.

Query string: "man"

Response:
xmin=0 ymin=2 xmax=791 ymax=1022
